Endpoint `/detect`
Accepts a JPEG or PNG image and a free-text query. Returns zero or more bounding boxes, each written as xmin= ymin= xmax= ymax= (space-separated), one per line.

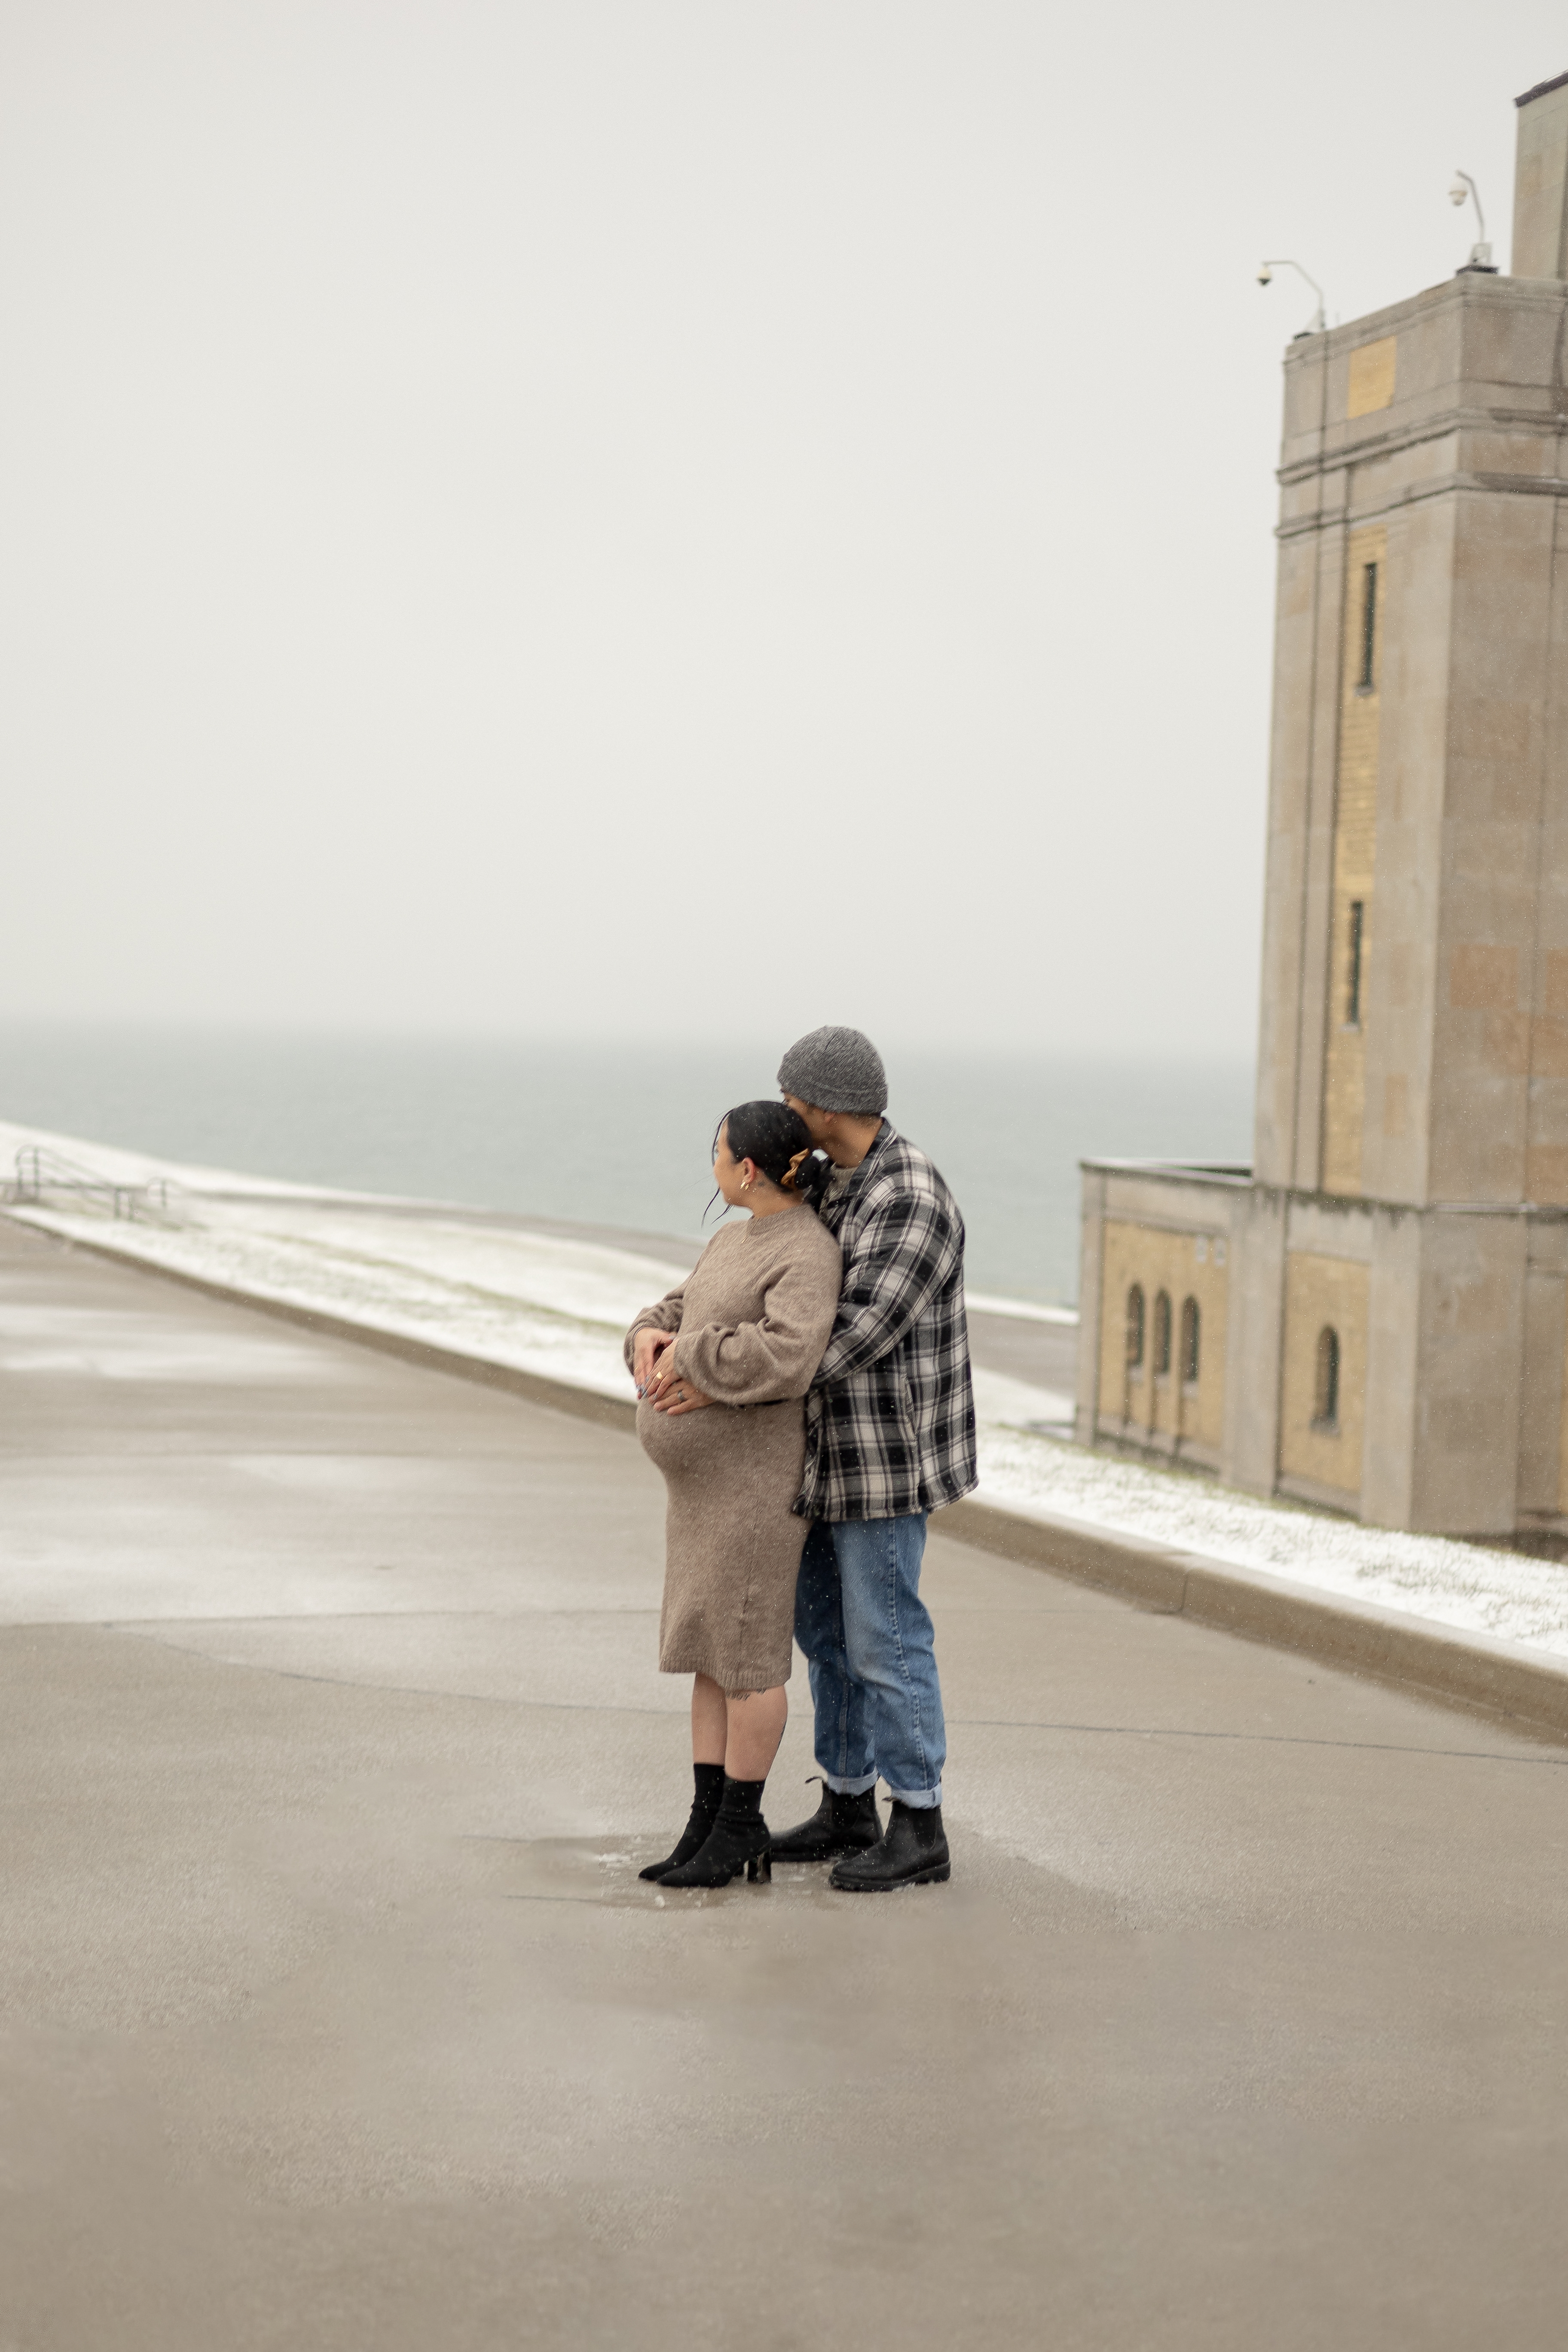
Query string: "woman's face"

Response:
xmin=713 ymin=1121 xmax=758 ymax=1210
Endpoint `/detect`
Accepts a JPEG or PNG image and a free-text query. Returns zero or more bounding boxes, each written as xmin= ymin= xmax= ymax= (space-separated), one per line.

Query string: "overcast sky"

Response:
xmin=0 ymin=2 xmax=1561 ymax=1056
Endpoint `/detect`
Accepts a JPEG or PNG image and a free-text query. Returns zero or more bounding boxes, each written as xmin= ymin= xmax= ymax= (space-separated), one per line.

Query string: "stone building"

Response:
xmin=1076 ymin=70 xmax=1568 ymax=1536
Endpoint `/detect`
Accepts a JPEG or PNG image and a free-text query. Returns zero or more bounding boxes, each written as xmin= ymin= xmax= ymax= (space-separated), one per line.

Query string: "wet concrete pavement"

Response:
xmin=3 ymin=1215 xmax=1567 ymax=2350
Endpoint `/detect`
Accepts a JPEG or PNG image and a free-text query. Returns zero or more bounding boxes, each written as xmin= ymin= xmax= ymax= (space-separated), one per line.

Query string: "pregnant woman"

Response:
xmin=626 ymin=1101 xmax=841 ymax=1889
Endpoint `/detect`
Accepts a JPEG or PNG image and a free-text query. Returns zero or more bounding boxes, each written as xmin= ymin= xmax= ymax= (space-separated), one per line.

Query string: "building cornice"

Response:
xmin=1278 ymin=404 xmax=1568 ymax=490
xmin=1078 ymin=1158 xmax=1253 ymax=1186
xmin=1516 ymin=67 xmax=1568 ymax=107
xmin=1277 ymin=468 xmax=1568 ymax=539
xmin=1084 ymin=1161 xmax=1568 ymax=1222
xmin=1278 ymin=268 xmax=1568 ymax=379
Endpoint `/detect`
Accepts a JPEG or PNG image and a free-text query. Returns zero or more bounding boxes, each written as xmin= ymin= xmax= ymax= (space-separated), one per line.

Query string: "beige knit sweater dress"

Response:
xmin=624 ymin=1207 xmax=843 ymax=1692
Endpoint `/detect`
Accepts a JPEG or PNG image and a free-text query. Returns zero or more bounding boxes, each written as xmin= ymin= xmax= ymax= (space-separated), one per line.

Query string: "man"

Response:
xmin=769 ymin=1024 xmax=977 ymax=1890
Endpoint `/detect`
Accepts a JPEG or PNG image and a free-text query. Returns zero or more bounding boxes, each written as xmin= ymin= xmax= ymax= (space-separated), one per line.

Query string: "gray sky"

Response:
xmin=0 ymin=3 xmax=1561 ymax=1055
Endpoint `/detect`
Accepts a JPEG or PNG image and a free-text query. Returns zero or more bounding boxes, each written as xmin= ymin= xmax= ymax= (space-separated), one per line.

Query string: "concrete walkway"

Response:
xmin=3 ymin=1215 xmax=1566 ymax=2351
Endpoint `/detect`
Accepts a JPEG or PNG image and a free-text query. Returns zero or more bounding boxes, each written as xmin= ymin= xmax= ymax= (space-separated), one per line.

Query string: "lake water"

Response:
xmin=0 ymin=1026 xmax=1254 ymax=1306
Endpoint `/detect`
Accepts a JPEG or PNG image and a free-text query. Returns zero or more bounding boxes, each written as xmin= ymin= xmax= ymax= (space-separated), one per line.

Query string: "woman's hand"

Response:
xmin=633 ymin=1329 xmax=675 ymax=1394
xmin=645 ymin=1353 xmax=715 ymax=1415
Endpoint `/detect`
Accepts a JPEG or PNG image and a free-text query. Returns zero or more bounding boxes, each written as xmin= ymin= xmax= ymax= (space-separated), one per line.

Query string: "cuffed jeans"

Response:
xmin=794 ymin=1513 xmax=946 ymax=1808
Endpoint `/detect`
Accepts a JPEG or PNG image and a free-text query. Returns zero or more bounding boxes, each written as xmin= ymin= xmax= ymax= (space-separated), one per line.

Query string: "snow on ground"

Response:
xmin=980 ymin=1426 xmax=1568 ymax=1659
xmin=9 ymin=1194 xmax=687 ymax=1401
xmin=6 ymin=1118 xmax=1568 ymax=1660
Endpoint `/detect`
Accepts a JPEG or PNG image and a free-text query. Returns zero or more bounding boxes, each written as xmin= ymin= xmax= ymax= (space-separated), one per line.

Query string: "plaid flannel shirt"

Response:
xmin=795 ymin=1121 xmax=978 ymax=1522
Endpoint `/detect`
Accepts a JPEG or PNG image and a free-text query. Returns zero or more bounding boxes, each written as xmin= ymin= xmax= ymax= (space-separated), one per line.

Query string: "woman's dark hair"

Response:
xmin=713 ymin=1100 xmax=833 ymax=1211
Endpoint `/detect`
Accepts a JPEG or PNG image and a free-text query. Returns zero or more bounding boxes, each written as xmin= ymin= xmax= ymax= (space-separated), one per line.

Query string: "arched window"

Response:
xmin=1152 ymin=1290 xmax=1172 ymax=1378
xmin=1125 ymin=1284 xmax=1145 ymax=1368
xmin=1313 ymin=1326 xmax=1341 ymax=1430
xmin=1180 ymin=1296 xmax=1200 ymax=1385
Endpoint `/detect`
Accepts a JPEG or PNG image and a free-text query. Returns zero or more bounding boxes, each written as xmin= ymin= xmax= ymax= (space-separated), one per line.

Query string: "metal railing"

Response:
xmin=4 ymin=1146 xmax=189 ymax=1225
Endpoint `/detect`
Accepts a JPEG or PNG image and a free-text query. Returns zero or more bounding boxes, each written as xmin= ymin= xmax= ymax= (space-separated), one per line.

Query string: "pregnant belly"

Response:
xmin=636 ymin=1397 xmax=800 ymax=1482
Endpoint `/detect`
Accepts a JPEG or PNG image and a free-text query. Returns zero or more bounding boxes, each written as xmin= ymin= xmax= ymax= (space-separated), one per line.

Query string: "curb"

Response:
xmin=941 ymin=1497 xmax=1568 ymax=1744
xmin=15 ymin=1211 xmax=1568 ymax=1745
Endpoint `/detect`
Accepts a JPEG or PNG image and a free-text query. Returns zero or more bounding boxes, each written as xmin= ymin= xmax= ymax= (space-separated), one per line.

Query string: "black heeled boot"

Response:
xmin=658 ymin=1776 xmax=773 ymax=1888
xmin=769 ymin=1778 xmax=883 ymax=1863
xmin=828 ymin=1800 xmax=950 ymax=1891
xmin=639 ymin=1762 xmax=726 ymax=1882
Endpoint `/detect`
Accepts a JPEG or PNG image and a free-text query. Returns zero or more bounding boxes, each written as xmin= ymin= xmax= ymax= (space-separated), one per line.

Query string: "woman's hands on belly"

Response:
xmin=643 ymin=1353 xmax=715 ymax=1414
xmin=632 ymin=1328 xmax=675 ymax=1395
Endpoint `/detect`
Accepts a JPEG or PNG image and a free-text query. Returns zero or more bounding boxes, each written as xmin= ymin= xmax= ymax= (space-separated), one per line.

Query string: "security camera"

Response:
xmin=1256 ymin=258 xmax=1327 ymax=332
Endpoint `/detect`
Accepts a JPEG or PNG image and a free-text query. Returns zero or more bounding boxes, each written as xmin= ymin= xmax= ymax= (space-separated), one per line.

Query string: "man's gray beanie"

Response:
xmin=777 ymin=1025 xmax=888 ymax=1116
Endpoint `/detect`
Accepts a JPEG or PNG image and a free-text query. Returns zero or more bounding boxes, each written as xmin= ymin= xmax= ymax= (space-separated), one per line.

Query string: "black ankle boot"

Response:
xmin=828 ymin=1800 xmax=950 ymax=1891
xmin=769 ymin=1778 xmax=883 ymax=1864
xmin=659 ymin=1776 xmax=773 ymax=1888
xmin=639 ymin=1762 xmax=726 ymax=1882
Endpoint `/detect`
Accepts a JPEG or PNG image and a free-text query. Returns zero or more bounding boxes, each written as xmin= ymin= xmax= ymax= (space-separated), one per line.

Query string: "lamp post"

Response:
xmin=1449 ymin=172 xmax=1495 ymax=272
xmin=1257 ymin=259 xmax=1327 ymax=338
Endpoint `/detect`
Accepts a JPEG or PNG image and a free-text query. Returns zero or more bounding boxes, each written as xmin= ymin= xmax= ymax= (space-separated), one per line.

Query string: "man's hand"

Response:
xmin=645 ymin=1352 xmax=715 ymax=1415
xmin=633 ymin=1329 xmax=675 ymax=1393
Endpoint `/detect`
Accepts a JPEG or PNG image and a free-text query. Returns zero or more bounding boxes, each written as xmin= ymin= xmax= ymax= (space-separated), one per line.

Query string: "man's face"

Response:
xmin=782 ymin=1093 xmax=833 ymax=1150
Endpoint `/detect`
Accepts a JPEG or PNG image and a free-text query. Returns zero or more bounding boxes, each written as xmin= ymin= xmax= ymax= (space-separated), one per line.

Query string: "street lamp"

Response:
xmin=1449 ymin=171 xmax=1495 ymax=271
xmin=1257 ymin=259 xmax=1327 ymax=337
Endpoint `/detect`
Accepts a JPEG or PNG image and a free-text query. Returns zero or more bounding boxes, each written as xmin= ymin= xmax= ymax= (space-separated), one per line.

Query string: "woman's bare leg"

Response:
xmin=654 ymin=1683 xmax=786 ymax=1885
xmin=724 ymin=1686 xmax=788 ymax=1781
xmin=640 ymin=1678 xmax=730 ymax=1882
xmin=691 ymin=1672 xmax=728 ymax=1765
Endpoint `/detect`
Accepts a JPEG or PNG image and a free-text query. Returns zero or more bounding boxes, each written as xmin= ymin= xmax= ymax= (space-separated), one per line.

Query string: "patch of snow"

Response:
xmin=10 ymin=1200 xmax=646 ymax=1401
xmin=975 ymin=1424 xmax=1568 ymax=1660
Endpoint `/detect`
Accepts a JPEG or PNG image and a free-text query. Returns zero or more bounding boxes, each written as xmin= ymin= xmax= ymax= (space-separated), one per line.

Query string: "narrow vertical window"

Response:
xmin=1313 ymin=1326 xmax=1341 ymax=1430
xmin=1357 ymin=561 xmax=1378 ymax=691
xmin=1346 ymin=899 xmax=1365 ymax=1027
xmin=1125 ymin=1284 xmax=1145 ymax=1369
xmin=1152 ymin=1291 xmax=1172 ymax=1378
xmin=1180 ymin=1297 xmax=1201 ymax=1385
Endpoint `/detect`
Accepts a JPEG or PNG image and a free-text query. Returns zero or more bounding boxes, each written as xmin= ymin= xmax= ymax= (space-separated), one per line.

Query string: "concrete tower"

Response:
xmin=1076 ymin=72 xmax=1568 ymax=1536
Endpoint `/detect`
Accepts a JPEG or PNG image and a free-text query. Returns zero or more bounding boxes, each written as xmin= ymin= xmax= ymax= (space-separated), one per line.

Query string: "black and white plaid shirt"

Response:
xmin=796 ymin=1121 xmax=978 ymax=1523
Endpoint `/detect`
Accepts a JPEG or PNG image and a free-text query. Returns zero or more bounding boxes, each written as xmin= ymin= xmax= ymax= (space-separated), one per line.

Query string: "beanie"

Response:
xmin=776 ymin=1025 xmax=888 ymax=1116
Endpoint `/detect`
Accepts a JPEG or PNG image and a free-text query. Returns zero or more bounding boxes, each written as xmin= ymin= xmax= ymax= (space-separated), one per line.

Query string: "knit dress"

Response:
xmin=624 ymin=1207 xmax=842 ymax=1693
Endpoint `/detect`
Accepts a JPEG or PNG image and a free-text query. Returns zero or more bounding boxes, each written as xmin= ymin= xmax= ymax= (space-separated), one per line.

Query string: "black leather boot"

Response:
xmin=659 ymin=1776 xmax=773 ymax=1888
xmin=639 ymin=1761 xmax=726 ymax=1882
xmin=769 ymin=1778 xmax=883 ymax=1864
xmin=828 ymin=1800 xmax=950 ymax=1891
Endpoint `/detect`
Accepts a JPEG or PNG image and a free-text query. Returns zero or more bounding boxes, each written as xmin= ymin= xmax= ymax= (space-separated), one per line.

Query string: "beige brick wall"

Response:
xmin=1322 ymin=523 xmax=1387 ymax=1195
xmin=1279 ymin=1252 xmax=1370 ymax=1499
xmin=1098 ymin=1220 xmax=1229 ymax=1453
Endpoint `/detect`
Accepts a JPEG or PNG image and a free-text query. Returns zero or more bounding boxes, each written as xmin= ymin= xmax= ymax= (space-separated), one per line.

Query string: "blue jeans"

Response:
xmin=793 ymin=1513 xmax=945 ymax=1808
